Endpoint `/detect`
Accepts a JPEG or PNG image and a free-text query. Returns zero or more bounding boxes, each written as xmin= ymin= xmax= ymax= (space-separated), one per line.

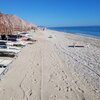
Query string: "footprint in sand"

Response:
xmin=49 ymin=95 xmax=62 ymax=100
xmin=49 ymin=95 xmax=57 ymax=100
xmin=29 ymin=89 xmax=32 ymax=96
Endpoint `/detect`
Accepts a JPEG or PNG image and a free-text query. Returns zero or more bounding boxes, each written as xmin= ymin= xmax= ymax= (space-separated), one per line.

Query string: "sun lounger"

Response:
xmin=0 ymin=59 xmax=4 ymax=63
xmin=0 ymin=59 xmax=13 ymax=79
xmin=0 ymin=48 xmax=20 ymax=55
xmin=0 ymin=68 xmax=5 ymax=75
xmin=0 ymin=39 xmax=26 ymax=47
xmin=7 ymin=35 xmax=18 ymax=42
xmin=7 ymin=41 xmax=27 ymax=47
xmin=8 ymin=46 xmax=21 ymax=50
xmin=48 ymin=35 xmax=53 ymax=38
xmin=0 ymin=40 xmax=21 ymax=50
xmin=0 ymin=41 xmax=7 ymax=48
xmin=13 ymin=42 xmax=27 ymax=47
xmin=0 ymin=59 xmax=13 ymax=68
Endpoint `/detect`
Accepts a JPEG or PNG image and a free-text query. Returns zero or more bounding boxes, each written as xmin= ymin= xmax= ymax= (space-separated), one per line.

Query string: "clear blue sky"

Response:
xmin=0 ymin=0 xmax=100 ymax=27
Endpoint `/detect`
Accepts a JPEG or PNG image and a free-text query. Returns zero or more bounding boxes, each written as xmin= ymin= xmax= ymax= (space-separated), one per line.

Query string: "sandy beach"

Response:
xmin=0 ymin=30 xmax=100 ymax=100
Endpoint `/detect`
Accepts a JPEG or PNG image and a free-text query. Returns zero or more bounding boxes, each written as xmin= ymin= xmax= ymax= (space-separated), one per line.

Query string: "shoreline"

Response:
xmin=47 ymin=28 xmax=100 ymax=39
xmin=46 ymin=29 xmax=100 ymax=48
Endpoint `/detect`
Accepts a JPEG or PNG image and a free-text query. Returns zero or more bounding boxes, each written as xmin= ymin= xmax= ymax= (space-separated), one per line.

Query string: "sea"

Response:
xmin=48 ymin=26 xmax=100 ymax=38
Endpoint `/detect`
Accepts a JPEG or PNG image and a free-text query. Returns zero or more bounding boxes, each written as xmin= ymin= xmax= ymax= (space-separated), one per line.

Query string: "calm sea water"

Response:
xmin=48 ymin=26 xmax=100 ymax=38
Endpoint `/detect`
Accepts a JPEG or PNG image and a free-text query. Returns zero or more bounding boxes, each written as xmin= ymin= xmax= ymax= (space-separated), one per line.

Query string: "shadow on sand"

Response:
xmin=68 ymin=45 xmax=84 ymax=48
xmin=0 ymin=54 xmax=15 ymax=58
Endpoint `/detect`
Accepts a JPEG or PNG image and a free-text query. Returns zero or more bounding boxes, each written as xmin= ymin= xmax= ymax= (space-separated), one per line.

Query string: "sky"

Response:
xmin=0 ymin=0 xmax=100 ymax=27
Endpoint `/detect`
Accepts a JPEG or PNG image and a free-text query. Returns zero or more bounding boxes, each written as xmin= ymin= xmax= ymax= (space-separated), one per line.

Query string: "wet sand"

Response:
xmin=0 ymin=30 xmax=100 ymax=100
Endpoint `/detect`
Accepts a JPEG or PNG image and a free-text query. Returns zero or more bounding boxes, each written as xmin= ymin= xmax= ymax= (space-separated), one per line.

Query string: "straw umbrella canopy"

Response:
xmin=6 ymin=14 xmax=38 ymax=32
xmin=24 ymin=22 xmax=32 ymax=31
xmin=6 ymin=15 xmax=24 ymax=32
xmin=0 ymin=13 xmax=14 ymax=35
xmin=7 ymin=15 xmax=36 ymax=32
xmin=25 ymin=22 xmax=37 ymax=31
xmin=0 ymin=12 xmax=37 ymax=34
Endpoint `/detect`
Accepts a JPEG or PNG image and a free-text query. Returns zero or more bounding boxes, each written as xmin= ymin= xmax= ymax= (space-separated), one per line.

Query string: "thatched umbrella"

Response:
xmin=0 ymin=12 xmax=37 ymax=37
xmin=6 ymin=15 xmax=23 ymax=32
xmin=7 ymin=15 xmax=37 ymax=32
xmin=25 ymin=22 xmax=37 ymax=31
xmin=0 ymin=13 xmax=13 ymax=35
xmin=6 ymin=13 xmax=38 ymax=32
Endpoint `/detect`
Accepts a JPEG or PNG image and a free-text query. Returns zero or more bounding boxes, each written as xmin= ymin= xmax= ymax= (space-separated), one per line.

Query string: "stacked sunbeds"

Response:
xmin=0 ymin=32 xmax=35 ymax=80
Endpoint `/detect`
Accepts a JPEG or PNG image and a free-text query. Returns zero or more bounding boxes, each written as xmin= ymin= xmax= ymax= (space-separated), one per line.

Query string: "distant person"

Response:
xmin=43 ymin=28 xmax=45 ymax=31
xmin=43 ymin=27 xmax=46 ymax=31
xmin=34 ymin=29 xmax=35 ymax=32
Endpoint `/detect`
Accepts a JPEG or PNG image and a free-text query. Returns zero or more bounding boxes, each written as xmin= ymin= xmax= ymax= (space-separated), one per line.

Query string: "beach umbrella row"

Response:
xmin=0 ymin=12 xmax=37 ymax=35
xmin=7 ymin=14 xmax=37 ymax=32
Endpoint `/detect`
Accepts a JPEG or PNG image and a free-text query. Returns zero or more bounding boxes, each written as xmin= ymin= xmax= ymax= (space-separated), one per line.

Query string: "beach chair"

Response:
xmin=0 ymin=59 xmax=13 ymax=79
xmin=0 ymin=41 xmax=7 ymax=48
xmin=0 ymin=68 xmax=5 ymax=79
xmin=18 ymin=33 xmax=34 ymax=42
xmin=7 ymin=41 xmax=27 ymax=47
xmin=0 ymin=59 xmax=13 ymax=68
xmin=8 ymin=46 xmax=21 ymax=50
xmin=7 ymin=35 xmax=18 ymax=42
xmin=0 ymin=38 xmax=26 ymax=47
xmin=0 ymin=40 xmax=21 ymax=50
xmin=0 ymin=48 xmax=20 ymax=55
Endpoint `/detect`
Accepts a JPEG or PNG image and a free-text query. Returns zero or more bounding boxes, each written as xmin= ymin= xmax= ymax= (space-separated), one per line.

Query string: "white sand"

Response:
xmin=0 ymin=30 xmax=100 ymax=100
